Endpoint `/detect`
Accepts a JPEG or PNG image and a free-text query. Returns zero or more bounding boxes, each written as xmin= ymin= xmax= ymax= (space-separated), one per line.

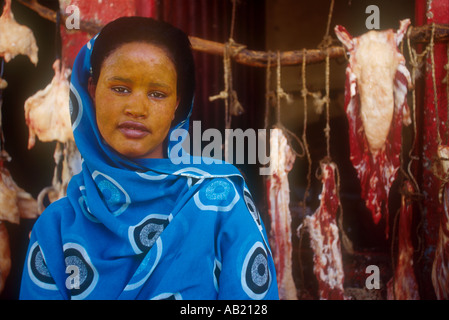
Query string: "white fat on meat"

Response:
xmin=302 ymin=161 xmax=346 ymax=300
xmin=0 ymin=159 xmax=39 ymax=224
xmin=0 ymin=0 xmax=38 ymax=65
xmin=353 ymin=31 xmax=399 ymax=152
xmin=24 ymin=59 xmax=73 ymax=149
xmin=267 ymin=127 xmax=297 ymax=300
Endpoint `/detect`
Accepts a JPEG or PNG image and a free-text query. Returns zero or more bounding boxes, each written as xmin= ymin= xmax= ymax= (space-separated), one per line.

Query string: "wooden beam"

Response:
xmin=189 ymin=36 xmax=347 ymax=67
xmin=16 ymin=0 xmax=449 ymax=67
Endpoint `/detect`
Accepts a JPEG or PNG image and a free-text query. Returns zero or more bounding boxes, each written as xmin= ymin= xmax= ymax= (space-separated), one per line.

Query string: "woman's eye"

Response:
xmin=148 ymin=92 xmax=166 ymax=98
xmin=111 ymin=86 xmax=130 ymax=94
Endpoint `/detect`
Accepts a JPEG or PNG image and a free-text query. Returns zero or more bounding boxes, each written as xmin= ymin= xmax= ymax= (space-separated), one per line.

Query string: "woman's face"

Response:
xmin=90 ymin=42 xmax=179 ymax=159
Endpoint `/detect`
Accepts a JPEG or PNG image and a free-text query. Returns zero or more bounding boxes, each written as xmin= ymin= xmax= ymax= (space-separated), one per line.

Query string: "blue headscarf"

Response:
xmin=20 ymin=33 xmax=278 ymax=300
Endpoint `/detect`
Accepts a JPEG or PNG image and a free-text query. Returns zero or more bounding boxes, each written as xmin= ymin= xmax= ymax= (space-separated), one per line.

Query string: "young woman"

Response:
xmin=20 ymin=17 xmax=278 ymax=300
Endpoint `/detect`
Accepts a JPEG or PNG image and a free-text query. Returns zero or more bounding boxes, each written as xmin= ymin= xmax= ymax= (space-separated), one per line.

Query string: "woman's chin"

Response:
xmin=117 ymin=146 xmax=163 ymax=160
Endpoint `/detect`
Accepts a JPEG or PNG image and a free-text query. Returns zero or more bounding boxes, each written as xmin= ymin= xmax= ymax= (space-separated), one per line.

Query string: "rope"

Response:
xmin=406 ymin=27 xmax=425 ymax=196
xmin=429 ymin=22 xmax=442 ymax=145
xmin=264 ymin=53 xmax=272 ymax=131
xmin=404 ymin=29 xmax=429 ymax=266
xmin=274 ymin=51 xmax=304 ymax=158
xmin=405 ymin=24 xmax=434 ymax=271
xmin=275 ymin=51 xmax=288 ymax=125
xmin=297 ymin=51 xmax=310 ymax=295
xmin=318 ymin=0 xmax=335 ymax=50
xmin=301 ymin=49 xmax=312 ymax=212
xmin=208 ymin=0 xmax=246 ymax=160
xmin=324 ymin=0 xmax=334 ymax=41
xmin=209 ymin=0 xmax=246 ymax=123
xmin=229 ymin=0 xmax=238 ymax=42
xmin=316 ymin=0 xmax=334 ymax=159
xmin=427 ymin=22 xmax=449 ymax=200
xmin=208 ymin=0 xmax=244 ymax=111
xmin=324 ymin=50 xmax=331 ymax=159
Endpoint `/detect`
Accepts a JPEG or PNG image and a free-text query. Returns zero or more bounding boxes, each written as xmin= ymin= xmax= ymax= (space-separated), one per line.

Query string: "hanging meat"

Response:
xmin=0 ymin=161 xmax=19 ymax=224
xmin=387 ymin=181 xmax=420 ymax=300
xmin=431 ymin=145 xmax=449 ymax=299
xmin=37 ymin=141 xmax=82 ymax=213
xmin=301 ymin=160 xmax=346 ymax=300
xmin=266 ymin=127 xmax=297 ymax=300
xmin=334 ymin=19 xmax=412 ymax=233
xmin=24 ymin=59 xmax=73 ymax=149
xmin=0 ymin=222 xmax=11 ymax=294
xmin=0 ymin=152 xmax=38 ymax=224
xmin=0 ymin=0 xmax=38 ymax=66
xmin=0 ymin=152 xmax=38 ymax=294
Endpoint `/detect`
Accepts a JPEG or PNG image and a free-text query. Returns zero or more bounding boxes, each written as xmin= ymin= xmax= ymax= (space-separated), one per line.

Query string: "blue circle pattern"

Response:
xmin=194 ymin=178 xmax=240 ymax=212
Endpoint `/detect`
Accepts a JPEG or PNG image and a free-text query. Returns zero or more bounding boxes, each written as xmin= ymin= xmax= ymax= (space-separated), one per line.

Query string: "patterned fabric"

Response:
xmin=20 ymin=35 xmax=278 ymax=300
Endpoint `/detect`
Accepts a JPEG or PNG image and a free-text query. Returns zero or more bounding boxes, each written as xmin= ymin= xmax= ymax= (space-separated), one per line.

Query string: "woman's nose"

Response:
xmin=124 ymin=93 xmax=149 ymax=118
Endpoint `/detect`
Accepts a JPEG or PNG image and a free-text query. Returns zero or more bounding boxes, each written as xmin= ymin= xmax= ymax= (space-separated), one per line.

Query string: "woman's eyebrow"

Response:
xmin=107 ymin=76 xmax=133 ymax=83
xmin=107 ymin=76 xmax=171 ymax=89
xmin=147 ymin=82 xmax=171 ymax=89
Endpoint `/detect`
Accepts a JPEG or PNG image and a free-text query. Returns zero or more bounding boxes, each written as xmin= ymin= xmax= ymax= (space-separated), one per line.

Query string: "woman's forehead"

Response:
xmin=105 ymin=42 xmax=174 ymax=65
xmin=99 ymin=42 xmax=177 ymax=81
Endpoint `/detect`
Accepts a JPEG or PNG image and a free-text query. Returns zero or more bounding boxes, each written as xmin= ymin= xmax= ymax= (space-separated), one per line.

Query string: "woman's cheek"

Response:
xmin=96 ymin=92 xmax=119 ymax=121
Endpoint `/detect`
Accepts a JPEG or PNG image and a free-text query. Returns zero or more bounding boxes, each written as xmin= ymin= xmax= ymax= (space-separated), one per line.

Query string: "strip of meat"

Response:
xmin=37 ymin=141 xmax=82 ymax=213
xmin=302 ymin=161 xmax=346 ymax=300
xmin=334 ymin=20 xmax=412 ymax=233
xmin=24 ymin=59 xmax=73 ymax=149
xmin=387 ymin=181 xmax=420 ymax=300
xmin=0 ymin=154 xmax=39 ymax=224
xmin=0 ymin=0 xmax=38 ymax=65
xmin=431 ymin=146 xmax=449 ymax=299
xmin=0 ymin=222 xmax=11 ymax=294
xmin=266 ymin=127 xmax=297 ymax=300
xmin=0 ymin=162 xmax=19 ymax=224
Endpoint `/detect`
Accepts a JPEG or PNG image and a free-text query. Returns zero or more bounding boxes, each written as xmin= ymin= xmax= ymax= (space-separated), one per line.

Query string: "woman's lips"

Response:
xmin=118 ymin=121 xmax=150 ymax=139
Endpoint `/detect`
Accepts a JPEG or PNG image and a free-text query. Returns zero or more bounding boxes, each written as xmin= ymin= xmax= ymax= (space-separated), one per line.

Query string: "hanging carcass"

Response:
xmin=266 ymin=127 xmax=297 ymax=300
xmin=24 ymin=59 xmax=73 ymax=149
xmin=334 ymin=19 xmax=412 ymax=234
xmin=0 ymin=0 xmax=38 ymax=66
xmin=301 ymin=160 xmax=346 ymax=300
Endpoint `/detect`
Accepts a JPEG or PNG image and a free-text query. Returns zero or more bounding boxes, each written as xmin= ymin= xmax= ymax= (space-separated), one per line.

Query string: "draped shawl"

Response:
xmin=20 ymin=35 xmax=278 ymax=300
